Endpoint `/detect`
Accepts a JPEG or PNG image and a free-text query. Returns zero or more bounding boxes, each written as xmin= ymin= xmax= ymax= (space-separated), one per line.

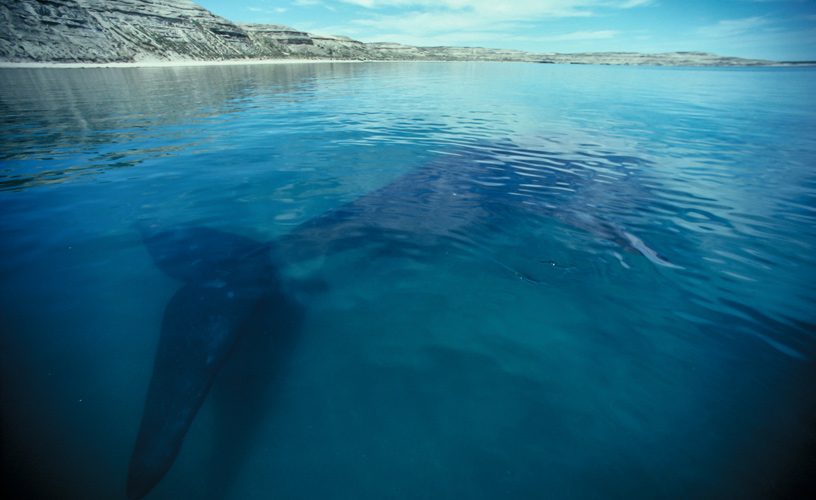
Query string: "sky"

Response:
xmin=193 ymin=0 xmax=816 ymax=61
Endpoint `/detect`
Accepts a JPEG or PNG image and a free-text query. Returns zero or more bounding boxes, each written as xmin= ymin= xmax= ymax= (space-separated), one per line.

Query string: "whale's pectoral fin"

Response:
xmin=620 ymin=230 xmax=684 ymax=270
xmin=126 ymin=282 xmax=267 ymax=500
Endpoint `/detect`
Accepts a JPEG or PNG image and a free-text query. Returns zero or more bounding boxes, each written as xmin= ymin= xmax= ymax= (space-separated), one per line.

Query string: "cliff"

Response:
xmin=0 ymin=0 xmax=286 ymax=62
xmin=0 ymin=0 xmax=783 ymax=66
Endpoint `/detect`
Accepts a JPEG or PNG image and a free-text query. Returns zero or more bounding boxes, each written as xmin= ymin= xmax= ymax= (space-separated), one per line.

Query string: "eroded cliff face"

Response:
xmin=0 ymin=0 xmax=283 ymax=62
xmin=2 ymin=0 xmax=123 ymax=62
xmin=0 ymin=0 xmax=781 ymax=65
xmin=0 ymin=0 xmax=387 ymax=63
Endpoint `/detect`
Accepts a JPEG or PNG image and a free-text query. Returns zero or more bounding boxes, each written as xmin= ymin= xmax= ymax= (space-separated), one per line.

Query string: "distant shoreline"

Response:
xmin=1 ymin=58 xmax=811 ymax=69
xmin=0 ymin=58 xmax=366 ymax=69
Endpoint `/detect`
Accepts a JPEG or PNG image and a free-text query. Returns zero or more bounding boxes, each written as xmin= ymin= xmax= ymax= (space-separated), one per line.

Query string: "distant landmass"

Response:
xmin=0 ymin=0 xmax=799 ymax=66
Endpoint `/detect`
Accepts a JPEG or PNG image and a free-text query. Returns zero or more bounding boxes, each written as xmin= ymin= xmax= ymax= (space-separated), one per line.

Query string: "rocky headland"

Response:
xmin=0 ymin=0 xmax=794 ymax=66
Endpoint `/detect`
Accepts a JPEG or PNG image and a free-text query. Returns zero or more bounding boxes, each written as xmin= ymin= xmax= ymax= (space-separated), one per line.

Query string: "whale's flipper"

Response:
xmin=127 ymin=225 xmax=283 ymax=500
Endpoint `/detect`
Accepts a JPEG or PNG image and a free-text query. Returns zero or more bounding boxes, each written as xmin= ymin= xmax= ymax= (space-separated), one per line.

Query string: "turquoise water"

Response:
xmin=1 ymin=62 xmax=815 ymax=499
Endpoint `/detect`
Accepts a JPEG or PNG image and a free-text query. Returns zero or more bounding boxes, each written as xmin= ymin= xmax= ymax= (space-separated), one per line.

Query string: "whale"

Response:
xmin=126 ymin=141 xmax=676 ymax=498
xmin=125 ymin=225 xmax=301 ymax=500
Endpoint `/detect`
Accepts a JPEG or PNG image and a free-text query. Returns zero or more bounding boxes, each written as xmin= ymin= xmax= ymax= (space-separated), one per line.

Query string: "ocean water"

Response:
xmin=1 ymin=62 xmax=815 ymax=500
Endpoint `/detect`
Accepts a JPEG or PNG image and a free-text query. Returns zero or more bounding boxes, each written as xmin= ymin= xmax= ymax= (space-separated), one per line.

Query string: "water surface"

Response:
xmin=1 ymin=62 xmax=815 ymax=500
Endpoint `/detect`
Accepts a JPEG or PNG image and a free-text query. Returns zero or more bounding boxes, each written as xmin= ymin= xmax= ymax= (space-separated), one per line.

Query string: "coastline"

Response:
xmin=1 ymin=58 xmax=809 ymax=70
xmin=0 ymin=58 xmax=364 ymax=69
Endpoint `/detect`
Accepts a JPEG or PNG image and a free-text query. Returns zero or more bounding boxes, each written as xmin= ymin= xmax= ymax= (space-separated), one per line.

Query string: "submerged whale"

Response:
xmin=126 ymin=142 xmax=675 ymax=498
xmin=126 ymin=226 xmax=302 ymax=500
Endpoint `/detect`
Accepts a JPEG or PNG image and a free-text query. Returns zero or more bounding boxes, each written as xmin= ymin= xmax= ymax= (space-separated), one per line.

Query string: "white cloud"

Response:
xmin=694 ymin=17 xmax=772 ymax=38
xmin=335 ymin=1 xmax=652 ymax=48
xmin=353 ymin=11 xmax=519 ymax=36
xmin=248 ymin=6 xmax=287 ymax=14
xmin=292 ymin=0 xmax=337 ymax=11
xmin=343 ymin=0 xmax=377 ymax=6
xmin=688 ymin=16 xmax=816 ymax=60
xmin=341 ymin=1 xmax=648 ymax=19
xmin=435 ymin=30 xmax=620 ymax=44
xmin=337 ymin=0 xmax=658 ymax=42
xmin=619 ymin=0 xmax=652 ymax=7
xmin=537 ymin=30 xmax=619 ymax=42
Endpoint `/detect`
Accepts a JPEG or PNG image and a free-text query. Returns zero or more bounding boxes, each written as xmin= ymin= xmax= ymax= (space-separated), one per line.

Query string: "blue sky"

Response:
xmin=194 ymin=0 xmax=816 ymax=61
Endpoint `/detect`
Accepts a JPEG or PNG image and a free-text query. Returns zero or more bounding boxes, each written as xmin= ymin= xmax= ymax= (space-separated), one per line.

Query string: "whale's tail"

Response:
xmin=127 ymin=225 xmax=289 ymax=499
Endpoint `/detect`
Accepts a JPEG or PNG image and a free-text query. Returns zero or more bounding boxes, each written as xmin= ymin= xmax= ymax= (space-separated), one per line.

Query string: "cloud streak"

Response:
xmin=694 ymin=16 xmax=772 ymax=38
xmin=342 ymin=0 xmax=650 ymax=45
xmin=341 ymin=1 xmax=649 ymax=18
xmin=536 ymin=30 xmax=619 ymax=42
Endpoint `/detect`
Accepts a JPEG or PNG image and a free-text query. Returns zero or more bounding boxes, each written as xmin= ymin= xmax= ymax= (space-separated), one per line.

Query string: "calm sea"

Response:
xmin=1 ymin=62 xmax=815 ymax=500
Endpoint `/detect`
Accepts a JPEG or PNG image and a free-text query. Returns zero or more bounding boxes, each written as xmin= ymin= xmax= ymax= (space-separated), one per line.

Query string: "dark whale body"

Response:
xmin=126 ymin=226 xmax=292 ymax=500
xmin=126 ymin=142 xmax=675 ymax=498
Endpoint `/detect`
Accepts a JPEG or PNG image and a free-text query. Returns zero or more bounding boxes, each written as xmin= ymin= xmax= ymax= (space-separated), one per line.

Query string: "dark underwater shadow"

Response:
xmin=125 ymin=140 xmax=684 ymax=499
xmin=125 ymin=224 xmax=308 ymax=500
xmin=203 ymin=287 xmax=304 ymax=500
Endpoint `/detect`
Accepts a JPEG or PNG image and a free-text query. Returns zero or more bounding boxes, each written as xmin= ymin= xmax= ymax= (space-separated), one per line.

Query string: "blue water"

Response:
xmin=1 ymin=62 xmax=815 ymax=500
